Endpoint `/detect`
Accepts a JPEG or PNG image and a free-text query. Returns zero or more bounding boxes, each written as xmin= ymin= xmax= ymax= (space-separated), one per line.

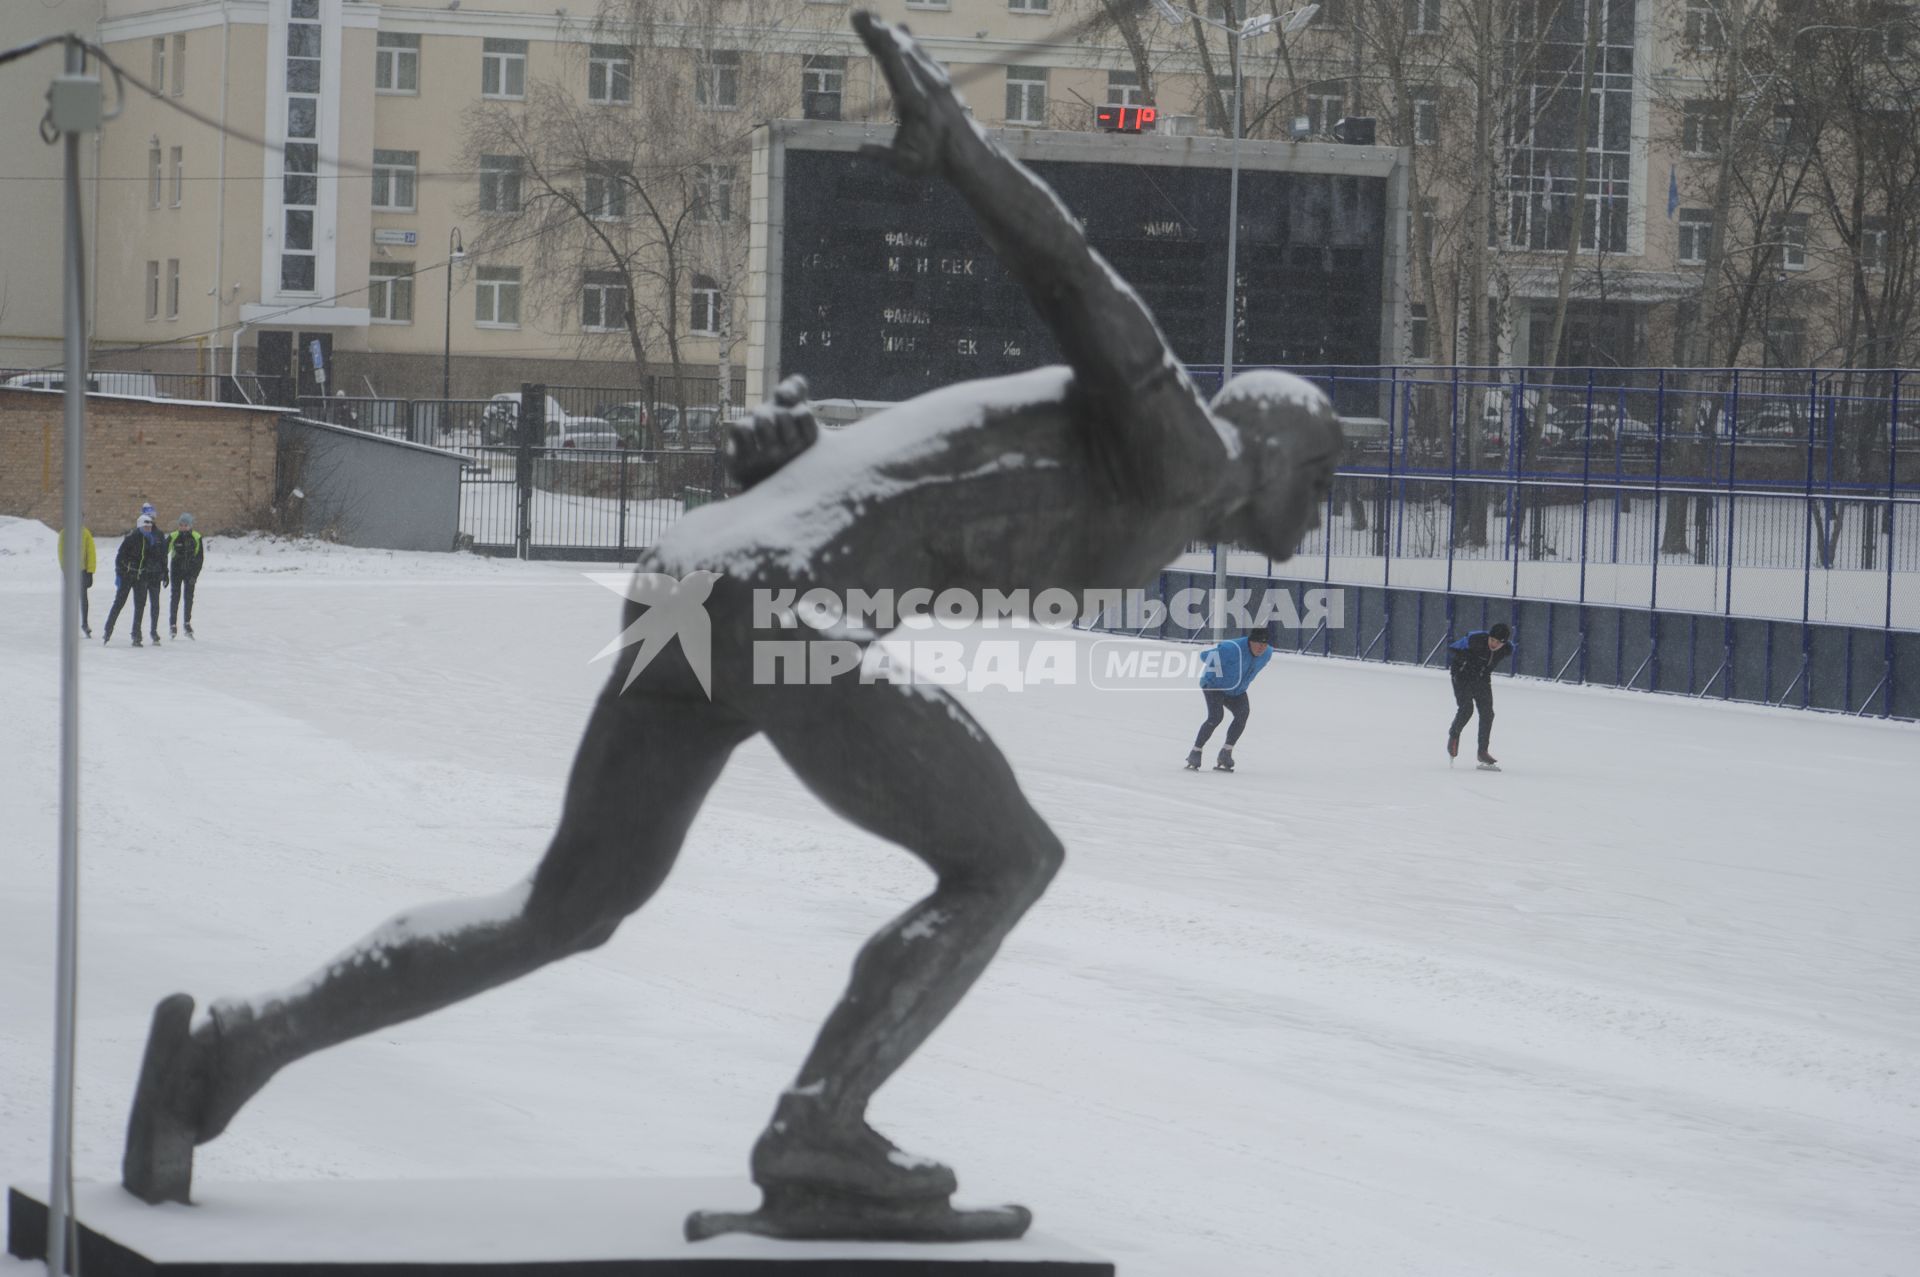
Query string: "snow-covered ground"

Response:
xmin=3 ymin=516 xmax=1917 ymax=1276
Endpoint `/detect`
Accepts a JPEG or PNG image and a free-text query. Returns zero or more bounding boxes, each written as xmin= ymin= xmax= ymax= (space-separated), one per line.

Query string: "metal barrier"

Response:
xmin=2 ymin=366 xmax=286 ymax=406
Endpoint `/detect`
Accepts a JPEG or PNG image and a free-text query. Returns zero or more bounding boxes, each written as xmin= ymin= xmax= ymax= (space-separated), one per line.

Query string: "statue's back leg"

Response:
xmin=737 ymin=675 xmax=1064 ymax=1199
xmin=122 ymin=676 xmax=753 ymax=1204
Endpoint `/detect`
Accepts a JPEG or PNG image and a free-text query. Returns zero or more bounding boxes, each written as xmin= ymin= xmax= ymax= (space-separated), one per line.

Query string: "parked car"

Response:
xmin=5 ymin=370 xmax=160 ymax=397
xmin=480 ymin=392 xmax=610 ymax=444
xmin=650 ymin=403 xmax=722 ymax=447
xmin=593 ymin=400 xmax=656 ymax=446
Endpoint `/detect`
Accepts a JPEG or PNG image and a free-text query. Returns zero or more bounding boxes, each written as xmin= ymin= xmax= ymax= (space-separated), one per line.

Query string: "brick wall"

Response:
xmin=0 ymin=389 xmax=281 ymax=535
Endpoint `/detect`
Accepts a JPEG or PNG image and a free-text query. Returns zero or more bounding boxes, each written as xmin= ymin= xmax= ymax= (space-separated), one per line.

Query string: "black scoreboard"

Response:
xmin=778 ymin=146 xmax=1388 ymax=404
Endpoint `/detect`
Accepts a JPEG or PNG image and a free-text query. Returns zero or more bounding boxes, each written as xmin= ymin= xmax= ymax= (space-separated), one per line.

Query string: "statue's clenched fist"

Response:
xmin=725 ymin=375 xmax=819 ymax=489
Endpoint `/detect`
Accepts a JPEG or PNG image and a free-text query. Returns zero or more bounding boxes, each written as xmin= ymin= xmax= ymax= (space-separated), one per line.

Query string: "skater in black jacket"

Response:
xmin=103 ymin=515 xmax=168 ymax=647
xmin=1446 ymin=623 xmax=1512 ymax=767
xmin=167 ymin=513 xmax=205 ymax=638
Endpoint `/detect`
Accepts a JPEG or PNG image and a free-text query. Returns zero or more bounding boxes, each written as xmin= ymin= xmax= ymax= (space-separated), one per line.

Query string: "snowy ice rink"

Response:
xmin=2 ymin=517 xmax=1916 ymax=1275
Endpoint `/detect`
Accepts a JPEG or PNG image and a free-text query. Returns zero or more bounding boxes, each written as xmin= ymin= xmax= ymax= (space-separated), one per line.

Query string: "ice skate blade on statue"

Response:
xmin=122 ymin=993 xmax=200 ymax=1204
xmin=686 ymin=1183 xmax=1032 ymax=1243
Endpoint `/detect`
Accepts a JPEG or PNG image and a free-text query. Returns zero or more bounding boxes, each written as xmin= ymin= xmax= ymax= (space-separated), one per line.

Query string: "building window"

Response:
xmin=1682 ymin=100 xmax=1722 ymax=155
xmin=588 ymin=44 xmax=632 ymax=104
xmin=369 ymin=262 xmax=415 ymax=322
xmin=1207 ymin=76 xmax=1240 ymax=133
xmin=1005 ymin=65 xmax=1048 ymax=125
xmin=1411 ymin=89 xmax=1438 ymax=145
xmin=1107 ymin=69 xmax=1148 ymax=106
xmin=150 ymin=37 xmax=166 ymax=95
xmin=1763 ymin=315 xmax=1807 ymax=368
xmin=172 ymin=33 xmax=186 ymax=96
xmin=1776 ymin=213 xmax=1810 ymax=269
xmin=282 ymin=0 xmax=322 ymax=295
xmin=170 ymin=146 xmax=183 ymax=206
xmin=1502 ymin=1 xmax=1635 ymax=255
xmin=1678 ymin=208 xmax=1711 ymax=264
xmin=479 ymin=155 xmax=523 ymax=213
xmin=697 ymin=50 xmax=740 ymax=109
xmin=584 ymin=164 xmax=628 ymax=220
xmin=482 ymin=38 xmax=527 ymax=99
xmin=1862 ymin=217 xmax=1889 ymax=272
xmin=1307 ymin=86 xmax=1345 ymax=136
xmin=581 ymin=271 xmax=628 ymax=331
xmin=148 ymin=143 xmax=162 ymax=207
xmin=145 ymin=261 xmax=159 ymax=320
xmin=1407 ymin=0 xmax=1441 ymax=34
xmin=693 ymin=164 xmax=733 ymax=222
xmin=1010 ymin=0 xmax=1051 ymax=11
xmin=1415 ymin=197 xmax=1437 ymax=260
xmin=376 ymin=33 xmax=419 ymax=94
xmin=372 ymin=150 xmax=418 ymax=211
xmin=475 ymin=266 xmax=522 ymax=327
xmin=689 ymin=274 xmax=720 ymax=335
xmin=1409 ymin=302 xmax=1430 ymax=360
xmin=165 ymin=259 xmax=180 ymax=319
xmin=803 ymin=54 xmax=845 ymax=120
xmin=1685 ymin=0 xmax=1724 ymax=51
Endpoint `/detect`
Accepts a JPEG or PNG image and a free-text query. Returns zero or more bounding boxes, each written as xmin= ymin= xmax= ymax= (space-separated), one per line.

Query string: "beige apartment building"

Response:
xmin=0 ymin=0 xmax=1901 ymax=401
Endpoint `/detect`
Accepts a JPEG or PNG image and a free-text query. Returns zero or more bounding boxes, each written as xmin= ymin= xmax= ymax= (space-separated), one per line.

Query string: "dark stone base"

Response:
xmin=8 ymin=1180 xmax=1113 ymax=1277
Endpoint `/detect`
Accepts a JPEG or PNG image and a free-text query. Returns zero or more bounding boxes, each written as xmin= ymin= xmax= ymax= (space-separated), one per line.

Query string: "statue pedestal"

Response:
xmin=8 ymin=1179 xmax=1114 ymax=1276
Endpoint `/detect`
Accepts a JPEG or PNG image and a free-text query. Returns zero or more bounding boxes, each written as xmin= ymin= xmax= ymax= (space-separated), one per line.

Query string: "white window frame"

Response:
xmin=1677 ymin=208 xmax=1711 ymax=265
xmin=1208 ymin=77 xmax=1240 ymax=133
xmin=165 ymin=258 xmax=180 ymax=319
xmin=1308 ymin=89 xmax=1345 ymax=136
xmin=1107 ymin=70 xmax=1147 ymax=106
xmin=584 ymin=165 xmax=628 ymax=221
xmin=694 ymin=164 xmax=733 ymax=223
xmin=145 ymin=261 xmax=160 ymax=320
xmin=1407 ymin=0 xmax=1441 ymax=35
xmin=588 ymin=44 xmax=632 ymax=104
xmin=1778 ymin=213 xmax=1810 ymax=270
xmin=1408 ymin=302 xmax=1431 ymax=361
xmin=1412 ymin=92 xmax=1438 ymax=145
xmin=1685 ymin=0 xmax=1725 ymax=51
xmin=150 ymin=37 xmax=166 ymax=96
xmin=369 ymin=261 xmax=415 ymax=323
xmin=581 ymin=273 xmax=629 ymax=331
xmin=1005 ymin=65 xmax=1048 ymax=126
xmin=474 ymin=266 xmax=522 ymax=328
xmin=479 ymin=155 xmax=523 ymax=214
xmin=372 ymin=150 xmax=418 ymax=212
xmin=689 ymin=274 xmax=720 ymax=335
xmin=169 ymin=146 xmax=184 ymax=206
xmin=148 ymin=144 xmax=162 ymax=208
xmin=1682 ymin=100 xmax=1721 ymax=156
xmin=375 ymin=33 xmax=419 ymax=95
xmin=697 ymin=50 xmax=740 ymax=110
xmin=171 ymin=33 xmax=186 ymax=96
xmin=482 ymin=39 xmax=527 ymax=100
xmin=1009 ymin=0 xmax=1052 ymax=12
xmin=1862 ymin=219 xmax=1889 ymax=272
xmin=803 ymin=54 xmax=845 ymax=120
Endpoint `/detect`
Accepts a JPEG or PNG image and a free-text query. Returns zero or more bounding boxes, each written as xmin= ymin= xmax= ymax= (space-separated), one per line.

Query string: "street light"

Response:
xmin=1150 ymin=1 xmax=1318 ymax=636
xmin=443 ymin=226 xmax=466 ymax=407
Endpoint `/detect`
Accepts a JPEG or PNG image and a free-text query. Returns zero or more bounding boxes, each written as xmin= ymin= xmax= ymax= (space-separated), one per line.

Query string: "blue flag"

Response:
xmin=1667 ymin=166 xmax=1679 ymax=219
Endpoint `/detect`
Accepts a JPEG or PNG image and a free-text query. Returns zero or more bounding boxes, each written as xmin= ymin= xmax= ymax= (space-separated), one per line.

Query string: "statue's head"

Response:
xmin=1210 ymin=370 xmax=1342 ymax=562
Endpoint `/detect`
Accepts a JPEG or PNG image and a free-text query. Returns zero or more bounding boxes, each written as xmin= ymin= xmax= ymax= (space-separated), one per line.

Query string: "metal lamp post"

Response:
xmin=442 ymin=226 xmax=465 ymax=405
xmin=1150 ymin=1 xmax=1318 ymax=637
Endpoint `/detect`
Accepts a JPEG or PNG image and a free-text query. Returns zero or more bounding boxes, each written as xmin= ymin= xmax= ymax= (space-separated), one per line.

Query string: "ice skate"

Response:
xmin=1184 ymin=748 xmax=1203 ymax=770
xmin=692 ymin=1103 xmax=1019 ymax=1242
xmin=1447 ymin=733 xmax=1460 ymax=763
xmin=122 ymin=994 xmax=204 ymax=1204
xmin=1476 ymin=750 xmax=1500 ymax=772
xmin=1213 ymin=747 xmax=1235 ymax=773
xmin=185 ymin=623 xmax=195 ymax=639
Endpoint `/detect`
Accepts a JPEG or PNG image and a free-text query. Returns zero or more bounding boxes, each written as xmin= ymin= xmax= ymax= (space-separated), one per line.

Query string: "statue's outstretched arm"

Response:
xmin=853 ymin=13 xmax=1227 ymax=485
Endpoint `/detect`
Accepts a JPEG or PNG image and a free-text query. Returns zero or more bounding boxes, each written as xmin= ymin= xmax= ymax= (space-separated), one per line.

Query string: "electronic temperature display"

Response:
xmin=1094 ymin=104 xmax=1158 ymax=133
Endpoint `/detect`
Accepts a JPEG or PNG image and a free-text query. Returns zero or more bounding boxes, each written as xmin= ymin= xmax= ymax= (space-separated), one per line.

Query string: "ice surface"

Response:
xmin=2 ymin=517 xmax=1917 ymax=1277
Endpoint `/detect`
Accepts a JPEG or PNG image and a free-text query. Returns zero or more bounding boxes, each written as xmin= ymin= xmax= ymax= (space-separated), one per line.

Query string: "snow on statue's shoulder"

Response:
xmin=1213 ymin=368 xmax=1333 ymax=417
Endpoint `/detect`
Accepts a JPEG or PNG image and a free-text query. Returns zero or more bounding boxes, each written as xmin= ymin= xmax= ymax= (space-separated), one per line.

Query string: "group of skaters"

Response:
xmin=57 ymin=502 xmax=207 ymax=646
xmin=1186 ymin=621 xmax=1513 ymax=772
